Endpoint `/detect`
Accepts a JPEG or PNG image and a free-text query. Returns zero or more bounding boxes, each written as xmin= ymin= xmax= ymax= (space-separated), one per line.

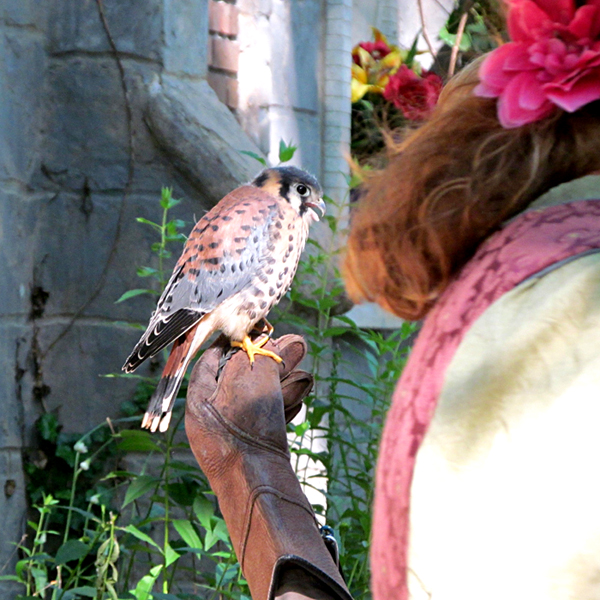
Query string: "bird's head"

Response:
xmin=252 ymin=166 xmax=326 ymax=224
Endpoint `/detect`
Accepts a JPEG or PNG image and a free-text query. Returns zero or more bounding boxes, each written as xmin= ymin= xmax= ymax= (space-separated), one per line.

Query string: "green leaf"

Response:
xmin=56 ymin=540 xmax=89 ymax=565
xmin=293 ymin=421 xmax=310 ymax=436
xmin=15 ymin=559 xmax=29 ymax=580
xmin=122 ymin=525 xmax=161 ymax=551
xmin=116 ymin=430 xmax=161 ymax=453
xmin=193 ymin=495 xmax=214 ymax=531
xmin=165 ymin=481 xmax=198 ymax=506
xmin=278 ymin=140 xmax=297 ymax=163
xmin=164 ymin=541 xmax=180 ymax=567
xmin=135 ymin=217 xmax=163 ymax=233
xmin=111 ymin=320 xmax=147 ymax=331
xmin=115 ymin=289 xmax=157 ymax=304
xmin=129 ymin=564 xmax=161 ymax=600
xmin=239 ymin=150 xmax=267 ymax=166
xmin=405 ymin=32 xmax=420 ymax=68
xmin=37 ymin=413 xmax=60 ymax=444
xmin=123 ymin=475 xmax=160 ymax=507
xmin=173 ymin=519 xmax=202 ymax=550
xmin=439 ymin=24 xmax=472 ymax=52
xmin=160 ymin=187 xmax=181 ymax=210
xmin=67 ymin=587 xmax=97 ymax=598
xmin=321 ymin=326 xmax=350 ymax=337
xmin=137 ymin=266 xmax=158 ymax=278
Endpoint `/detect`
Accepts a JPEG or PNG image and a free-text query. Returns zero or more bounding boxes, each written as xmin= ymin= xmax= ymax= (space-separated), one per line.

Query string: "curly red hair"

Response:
xmin=343 ymin=60 xmax=600 ymax=321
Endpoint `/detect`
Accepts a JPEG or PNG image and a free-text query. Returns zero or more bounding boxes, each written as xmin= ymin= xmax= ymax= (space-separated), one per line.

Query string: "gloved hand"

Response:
xmin=185 ymin=334 xmax=353 ymax=600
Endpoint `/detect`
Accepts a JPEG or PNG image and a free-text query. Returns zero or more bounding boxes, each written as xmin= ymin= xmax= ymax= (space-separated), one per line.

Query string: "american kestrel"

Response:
xmin=123 ymin=166 xmax=325 ymax=432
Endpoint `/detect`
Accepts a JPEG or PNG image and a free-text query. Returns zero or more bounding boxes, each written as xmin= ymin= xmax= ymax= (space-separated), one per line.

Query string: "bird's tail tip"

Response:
xmin=141 ymin=373 xmax=181 ymax=433
xmin=141 ymin=410 xmax=173 ymax=433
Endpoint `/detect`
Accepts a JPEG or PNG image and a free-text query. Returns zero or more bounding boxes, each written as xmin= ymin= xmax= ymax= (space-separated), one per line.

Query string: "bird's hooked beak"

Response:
xmin=305 ymin=197 xmax=326 ymax=222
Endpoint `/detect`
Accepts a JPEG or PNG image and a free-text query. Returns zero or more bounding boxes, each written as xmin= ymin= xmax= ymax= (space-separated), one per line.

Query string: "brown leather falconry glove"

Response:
xmin=185 ymin=334 xmax=353 ymax=600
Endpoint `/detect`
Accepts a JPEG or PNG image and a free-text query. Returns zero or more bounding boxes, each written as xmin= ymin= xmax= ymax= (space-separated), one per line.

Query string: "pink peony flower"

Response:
xmin=474 ymin=0 xmax=600 ymax=128
xmin=383 ymin=66 xmax=443 ymax=121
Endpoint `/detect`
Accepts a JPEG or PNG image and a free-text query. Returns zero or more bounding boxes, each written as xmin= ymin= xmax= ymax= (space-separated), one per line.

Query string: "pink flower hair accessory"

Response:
xmin=474 ymin=0 xmax=600 ymax=128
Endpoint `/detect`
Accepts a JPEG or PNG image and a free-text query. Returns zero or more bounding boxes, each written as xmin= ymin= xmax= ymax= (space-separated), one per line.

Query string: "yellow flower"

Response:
xmin=351 ymin=28 xmax=402 ymax=102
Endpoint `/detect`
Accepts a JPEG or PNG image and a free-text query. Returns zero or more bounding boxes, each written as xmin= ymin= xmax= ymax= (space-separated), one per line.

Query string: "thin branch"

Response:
xmin=448 ymin=10 xmax=469 ymax=78
xmin=416 ymin=0 xmax=437 ymax=60
xmin=43 ymin=0 xmax=135 ymax=358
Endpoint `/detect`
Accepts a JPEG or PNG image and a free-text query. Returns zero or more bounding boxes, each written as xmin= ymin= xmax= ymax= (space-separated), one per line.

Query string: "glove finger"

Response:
xmin=272 ymin=334 xmax=308 ymax=378
xmin=281 ymin=370 xmax=314 ymax=424
xmin=187 ymin=336 xmax=229 ymax=402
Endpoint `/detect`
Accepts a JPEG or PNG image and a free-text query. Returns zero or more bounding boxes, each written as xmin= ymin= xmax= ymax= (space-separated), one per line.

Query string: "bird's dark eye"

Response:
xmin=296 ymin=183 xmax=310 ymax=197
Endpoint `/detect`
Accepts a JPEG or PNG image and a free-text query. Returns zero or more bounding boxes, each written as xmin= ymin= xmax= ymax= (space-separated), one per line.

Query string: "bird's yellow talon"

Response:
xmin=231 ymin=335 xmax=283 ymax=364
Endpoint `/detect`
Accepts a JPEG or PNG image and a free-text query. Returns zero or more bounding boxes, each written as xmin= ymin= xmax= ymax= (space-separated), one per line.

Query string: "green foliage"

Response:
xmin=440 ymin=0 xmax=504 ymax=59
xmin=8 ymin=155 xmax=416 ymax=599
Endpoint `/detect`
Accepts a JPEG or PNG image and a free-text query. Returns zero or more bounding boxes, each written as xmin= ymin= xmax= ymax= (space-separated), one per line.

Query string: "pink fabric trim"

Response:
xmin=371 ymin=199 xmax=600 ymax=599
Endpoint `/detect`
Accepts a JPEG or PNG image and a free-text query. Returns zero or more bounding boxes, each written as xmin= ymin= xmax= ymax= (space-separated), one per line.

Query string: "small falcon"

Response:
xmin=123 ymin=166 xmax=325 ymax=433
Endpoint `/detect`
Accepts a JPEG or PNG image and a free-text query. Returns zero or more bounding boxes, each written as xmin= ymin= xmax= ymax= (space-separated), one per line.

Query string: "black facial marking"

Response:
xmin=209 ymin=242 xmax=219 ymax=249
xmin=253 ymin=171 xmax=269 ymax=187
xmin=211 ymin=225 xmax=219 ymax=231
xmin=279 ymin=178 xmax=291 ymax=201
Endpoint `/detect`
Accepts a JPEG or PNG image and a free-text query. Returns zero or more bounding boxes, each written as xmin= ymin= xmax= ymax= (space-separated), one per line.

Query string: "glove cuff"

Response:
xmin=269 ymin=555 xmax=355 ymax=600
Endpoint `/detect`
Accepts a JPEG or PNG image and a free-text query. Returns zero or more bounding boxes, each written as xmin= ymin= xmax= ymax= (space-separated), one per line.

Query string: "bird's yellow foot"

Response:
xmin=231 ymin=334 xmax=283 ymax=365
xmin=251 ymin=318 xmax=274 ymax=338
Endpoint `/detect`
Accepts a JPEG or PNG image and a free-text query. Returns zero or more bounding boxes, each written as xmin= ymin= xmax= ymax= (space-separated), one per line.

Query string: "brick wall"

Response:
xmin=207 ymin=0 xmax=239 ymax=109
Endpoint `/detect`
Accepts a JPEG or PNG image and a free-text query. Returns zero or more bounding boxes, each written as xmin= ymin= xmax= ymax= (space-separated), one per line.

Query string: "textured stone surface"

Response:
xmin=0 ymin=448 xmax=27 ymax=596
xmin=0 ymin=26 xmax=47 ymax=184
xmin=269 ymin=0 xmax=321 ymax=112
xmin=48 ymin=0 xmax=164 ymax=60
xmin=36 ymin=321 xmax=152 ymax=432
xmin=146 ymin=75 xmax=264 ymax=201
xmin=163 ymin=0 xmax=209 ymax=77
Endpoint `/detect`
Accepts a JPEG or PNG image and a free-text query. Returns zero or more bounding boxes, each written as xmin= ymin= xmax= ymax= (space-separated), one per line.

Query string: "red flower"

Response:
xmin=383 ymin=66 xmax=443 ymax=121
xmin=355 ymin=40 xmax=392 ymax=63
xmin=474 ymin=0 xmax=600 ymax=128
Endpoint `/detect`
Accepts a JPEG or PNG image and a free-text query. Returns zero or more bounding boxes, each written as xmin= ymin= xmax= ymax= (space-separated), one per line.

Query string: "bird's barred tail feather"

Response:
xmin=142 ymin=322 xmax=204 ymax=433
